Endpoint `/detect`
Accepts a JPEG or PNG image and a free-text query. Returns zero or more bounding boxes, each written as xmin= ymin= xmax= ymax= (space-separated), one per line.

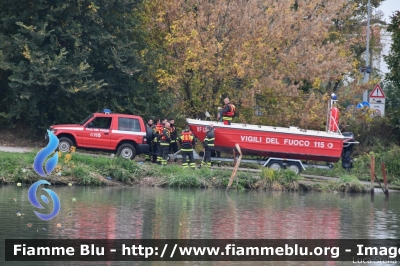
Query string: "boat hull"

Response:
xmin=187 ymin=119 xmax=354 ymax=163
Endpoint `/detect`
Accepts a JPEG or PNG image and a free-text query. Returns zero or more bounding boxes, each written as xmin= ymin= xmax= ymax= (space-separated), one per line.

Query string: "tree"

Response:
xmin=0 ymin=0 xmax=168 ymax=131
xmin=384 ymin=11 xmax=400 ymax=129
xmin=143 ymin=0 xmax=368 ymax=129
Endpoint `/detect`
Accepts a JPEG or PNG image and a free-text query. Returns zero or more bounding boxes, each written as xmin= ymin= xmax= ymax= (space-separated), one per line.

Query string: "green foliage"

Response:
xmin=0 ymin=152 xmax=37 ymax=182
xmin=384 ymin=11 xmax=400 ymax=130
xmin=0 ymin=0 xmax=169 ymax=132
xmin=260 ymin=168 xmax=279 ymax=182
xmin=1 ymin=149 xmax=397 ymax=193
xmin=344 ymin=116 xmax=398 ymax=155
xmin=277 ymin=169 xmax=302 ymax=184
xmin=304 ymin=145 xmax=400 ymax=185
xmin=72 ymin=165 xmax=89 ymax=180
xmin=257 ymin=168 xmax=301 ymax=191
xmin=332 ymin=174 xmax=366 ymax=193
xmin=383 ymin=80 xmax=400 ymax=131
xmin=167 ymin=170 xmax=201 ymax=188
xmin=338 ymin=174 xmax=361 ymax=184
xmin=0 ymin=154 xmax=26 ymax=176
xmin=72 ymin=165 xmax=101 ymax=185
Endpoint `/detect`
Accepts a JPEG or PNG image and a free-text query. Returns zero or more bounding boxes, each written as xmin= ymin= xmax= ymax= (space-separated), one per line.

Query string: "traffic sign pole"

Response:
xmin=362 ymin=0 xmax=371 ymax=103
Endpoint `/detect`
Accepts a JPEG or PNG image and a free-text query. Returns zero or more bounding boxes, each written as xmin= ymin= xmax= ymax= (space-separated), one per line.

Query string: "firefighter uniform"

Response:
xmin=169 ymin=124 xmax=178 ymax=155
xmin=178 ymin=130 xmax=196 ymax=169
xmin=203 ymin=127 xmax=215 ymax=168
xmin=152 ymin=123 xmax=163 ymax=163
xmin=221 ymin=103 xmax=235 ymax=125
xmin=158 ymin=127 xmax=171 ymax=165
xmin=145 ymin=123 xmax=153 ymax=160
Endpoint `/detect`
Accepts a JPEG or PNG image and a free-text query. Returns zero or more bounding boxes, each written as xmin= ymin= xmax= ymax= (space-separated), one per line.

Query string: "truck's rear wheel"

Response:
xmin=117 ymin=144 xmax=137 ymax=160
xmin=267 ymin=160 xmax=283 ymax=171
xmin=58 ymin=137 xmax=73 ymax=152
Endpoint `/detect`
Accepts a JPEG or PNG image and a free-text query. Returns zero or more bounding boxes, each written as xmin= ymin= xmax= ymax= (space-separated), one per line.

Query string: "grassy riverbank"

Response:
xmin=303 ymin=145 xmax=400 ymax=186
xmin=0 ymin=150 xmax=370 ymax=193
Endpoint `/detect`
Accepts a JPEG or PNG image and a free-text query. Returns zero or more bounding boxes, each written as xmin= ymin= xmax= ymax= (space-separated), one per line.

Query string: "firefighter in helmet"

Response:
xmin=178 ymin=126 xmax=196 ymax=169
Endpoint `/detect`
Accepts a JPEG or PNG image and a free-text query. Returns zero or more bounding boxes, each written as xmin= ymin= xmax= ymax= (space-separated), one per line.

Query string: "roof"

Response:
xmin=93 ymin=113 xmax=142 ymax=119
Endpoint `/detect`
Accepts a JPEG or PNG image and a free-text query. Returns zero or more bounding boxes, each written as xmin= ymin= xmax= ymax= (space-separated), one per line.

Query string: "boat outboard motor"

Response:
xmin=341 ymin=132 xmax=355 ymax=171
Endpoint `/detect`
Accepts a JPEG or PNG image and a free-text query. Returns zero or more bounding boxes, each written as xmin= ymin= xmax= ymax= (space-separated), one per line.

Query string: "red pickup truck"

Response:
xmin=46 ymin=110 xmax=149 ymax=159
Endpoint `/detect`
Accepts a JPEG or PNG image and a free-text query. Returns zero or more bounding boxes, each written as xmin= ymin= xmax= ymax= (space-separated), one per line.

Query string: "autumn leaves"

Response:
xmin=142 ymin=0 xmax=366 ymax=128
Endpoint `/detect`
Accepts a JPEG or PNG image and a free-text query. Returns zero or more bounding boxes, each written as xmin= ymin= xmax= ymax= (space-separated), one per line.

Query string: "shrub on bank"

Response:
xmin=331 ymin=175 xmax=366 ymax=193
xmin=343 ymin=114 xmax=398 ymax=156
xmin=253 ymin=168 xmax=302 ymax=191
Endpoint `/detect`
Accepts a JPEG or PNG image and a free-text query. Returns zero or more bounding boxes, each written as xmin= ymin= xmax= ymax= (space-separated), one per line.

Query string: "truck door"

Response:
xmin=111 ymin=117 xmax=143 ymax=148
xmin=82 ymin=116 xmax=112 ymax=149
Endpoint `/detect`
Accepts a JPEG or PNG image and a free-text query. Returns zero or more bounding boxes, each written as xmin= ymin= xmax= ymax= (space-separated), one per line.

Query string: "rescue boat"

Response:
xmin=186 ymin=97 xmax=358 ymax=171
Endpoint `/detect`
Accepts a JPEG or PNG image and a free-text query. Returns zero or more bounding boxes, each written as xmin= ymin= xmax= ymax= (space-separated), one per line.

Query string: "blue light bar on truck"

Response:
xmin=103 ymin=109 xmax=111 ymax=114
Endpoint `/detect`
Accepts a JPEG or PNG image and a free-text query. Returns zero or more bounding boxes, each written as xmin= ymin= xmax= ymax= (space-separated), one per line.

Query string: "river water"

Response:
xmin=1 ymin=185 xmax=399 ymax=265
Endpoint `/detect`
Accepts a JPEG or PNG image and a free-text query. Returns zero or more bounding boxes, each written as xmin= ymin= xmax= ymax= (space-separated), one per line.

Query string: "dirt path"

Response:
xmin=0 ymin=146 xmax=32 ymax=153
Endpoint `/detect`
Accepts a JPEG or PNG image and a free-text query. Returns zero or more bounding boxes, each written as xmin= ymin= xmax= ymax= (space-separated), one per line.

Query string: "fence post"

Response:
xmin=381 ymin=162 xmax=389 ymax=197
xmin=370 ymin=156 xmax=375 ymax=195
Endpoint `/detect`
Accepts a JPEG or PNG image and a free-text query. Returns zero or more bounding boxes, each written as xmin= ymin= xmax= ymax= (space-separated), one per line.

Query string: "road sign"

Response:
xmin=369 ymin=84 xmax=385 ymax=98
xmin=369 ymin=98 xmax=385 ymax=104
xmin=357 ymin=102 xmax=370 ymax=109
xmin=369 ymin=84 xmax=386 ymax=116
xmin=370 ymin=104 xmax=385 ymax=116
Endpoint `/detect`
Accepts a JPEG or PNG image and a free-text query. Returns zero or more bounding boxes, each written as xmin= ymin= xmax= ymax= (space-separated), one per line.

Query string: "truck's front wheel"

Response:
xmin=117 ymin=144 xmax=137 ymax=160
xmin=58 ymin=137 xmax=73 ymax=152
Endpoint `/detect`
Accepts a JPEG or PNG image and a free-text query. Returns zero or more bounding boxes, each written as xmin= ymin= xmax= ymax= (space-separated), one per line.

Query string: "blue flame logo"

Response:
xmin=28 ymin=180 xmax=61 ymax=220
xmin=33 ymin=130 xmax=59 ymax=177
xmin=28 ymin=130 xmax=61 ymax=220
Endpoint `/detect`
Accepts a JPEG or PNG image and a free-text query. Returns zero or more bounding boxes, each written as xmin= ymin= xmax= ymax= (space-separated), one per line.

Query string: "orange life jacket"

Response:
xmin=182 ymin=131 xmax=192 ymax=143
xmin=160 ymin=128 xmax=171 ymax=141
xmin=222 ymin=103 xmax=236 ymax=117
xmin=155 ymin=123 xmax=163 ymax=135
xmin=181 ymin=131 xmax=193 ymax=148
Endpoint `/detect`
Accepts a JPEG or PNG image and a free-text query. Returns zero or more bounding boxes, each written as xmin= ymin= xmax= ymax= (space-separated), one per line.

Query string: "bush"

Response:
xmin=168 ymin=174 xmax=201 ymax=188
xmin=255 ymin=168 xmax=302 ymax=191
xmin=343 ymin=115 xmax=398 ymax=156
xmin=332 ymin=174 xmax=366 ymax=193
xmin=260 ymin=168 xmax=278 ymax=182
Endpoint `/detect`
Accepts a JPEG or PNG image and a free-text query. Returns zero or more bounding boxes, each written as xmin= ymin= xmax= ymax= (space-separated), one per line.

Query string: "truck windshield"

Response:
xmin=79 ymin=114 xmax=94 ymax=126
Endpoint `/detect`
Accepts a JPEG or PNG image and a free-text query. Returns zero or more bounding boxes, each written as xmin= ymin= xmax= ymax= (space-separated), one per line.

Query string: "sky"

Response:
xmin=378 ymin=0 xmax=399 ymax=22
xmin=377 ymin=0 xmax=398 ymax=73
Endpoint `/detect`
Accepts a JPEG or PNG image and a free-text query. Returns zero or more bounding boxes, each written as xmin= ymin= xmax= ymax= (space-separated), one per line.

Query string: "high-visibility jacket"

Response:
xmin=159 ymin=128 xmax=171 ymax=146
xmin=203 ymin=130 xmax=215 ymax=147
xmin=221 ymin=103 xmax=236 ymax=121
xmin=179 ymin=131 xmax=195 ymax=151
xmin=152 ymin=123 xmax=163 ymax=142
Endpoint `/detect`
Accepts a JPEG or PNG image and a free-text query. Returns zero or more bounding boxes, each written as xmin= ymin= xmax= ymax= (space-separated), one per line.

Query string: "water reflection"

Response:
xmin=1 ymin=185 xmax=400 ymax=266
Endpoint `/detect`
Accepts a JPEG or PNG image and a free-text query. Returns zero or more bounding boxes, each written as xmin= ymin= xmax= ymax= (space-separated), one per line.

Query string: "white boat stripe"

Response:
xmin=186 ymin=119 xmax=349 ymax=139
